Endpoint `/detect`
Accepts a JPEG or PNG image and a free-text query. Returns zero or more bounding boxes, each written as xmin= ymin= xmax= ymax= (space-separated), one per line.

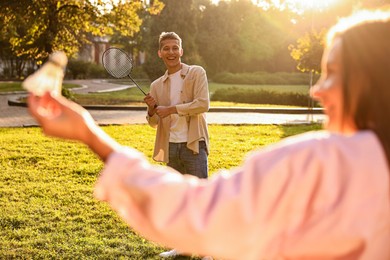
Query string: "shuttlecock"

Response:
xmin=23 ymin=51 xmax=68 ymax=96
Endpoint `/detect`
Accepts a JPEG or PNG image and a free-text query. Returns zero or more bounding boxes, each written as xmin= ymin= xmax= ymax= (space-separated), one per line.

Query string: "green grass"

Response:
xmin=74 ymin=86 xmax=147 ymax=105
xmin=0 ymin=124 xmax=322 ymax=258
xmin=72 ymin=82 xmax=310 ymax=107
xmin=0 ymin=82 xmax=80 ymax=92
xmin=0 ymin=81 xmax=311 ymax=108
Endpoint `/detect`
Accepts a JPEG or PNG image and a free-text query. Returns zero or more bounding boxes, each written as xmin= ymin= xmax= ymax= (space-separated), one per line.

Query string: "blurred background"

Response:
xmin=1 ymin=0 xmax=388 ymax=81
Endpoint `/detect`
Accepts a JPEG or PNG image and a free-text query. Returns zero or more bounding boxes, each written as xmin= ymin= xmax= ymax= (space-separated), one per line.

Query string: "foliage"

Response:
xmin=209 ymin=83 xmax=310 ymax=95
xmin=288 ymin=28 xmax=326 ymax=74
xmin=213 ymin=71 xmax=320 ymax=85
xmin=141 ymin=0 xmax=206 ymax=81
xmin=61 ymin=87 xmax=75 ymax=101
xmin=196 ymin=0 xmax=293 ymax=75
xmin=211 ymin=87 xmax=318 ymax=107
xmin=66 ymin=60 xmax=150 ymax=80
xmin=0 ymin=124 xmax=321 ymax=258
xmin=142 ymin=57 xmax=166 ymax=82
xmin=66 ymin=59 xmax=106 ymax=80
xmin=141 ymin=0 xmax=299 ymax=79
xmin=0 ymin=0 xmax=163 ymax=79
xmin=1 ymin=0 xmax=389 ymax=81
xmin=87 ymin=63 xmax=108 ymax=79
xmin=103 ymin=0 xmax=164 ymax=56
xmin=67 ymin=60 xmax=90 ymax=79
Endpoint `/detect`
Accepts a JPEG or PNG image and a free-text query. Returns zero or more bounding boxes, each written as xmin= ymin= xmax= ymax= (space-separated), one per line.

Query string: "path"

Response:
xmin=0 ymin=80 xmax=325 ymax=127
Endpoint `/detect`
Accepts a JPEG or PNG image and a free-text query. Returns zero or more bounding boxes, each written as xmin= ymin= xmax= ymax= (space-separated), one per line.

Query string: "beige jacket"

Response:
xmin=146 ymin=63 xmax=210 ymax=163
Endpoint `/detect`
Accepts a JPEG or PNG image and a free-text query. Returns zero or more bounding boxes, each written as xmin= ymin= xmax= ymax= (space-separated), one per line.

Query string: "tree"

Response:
xmin=196 ymin=0 xmax=289 ymax=75
xmin=288 ymin=29 xmax=325 ymax=74
xmin=0 ymin=0 xmax=163 ymax=78
xmin=288 ymin=28 xmax=325 ymax=113
xmin=141 ymin=0 xmax=205 ymax=80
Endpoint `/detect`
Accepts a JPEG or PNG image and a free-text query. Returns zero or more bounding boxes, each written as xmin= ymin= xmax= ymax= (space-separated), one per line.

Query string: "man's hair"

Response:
xmin=158 ymin=32 xmax=182 ymax=50
xmin=328 ymin=9 xmax=390 ymax=165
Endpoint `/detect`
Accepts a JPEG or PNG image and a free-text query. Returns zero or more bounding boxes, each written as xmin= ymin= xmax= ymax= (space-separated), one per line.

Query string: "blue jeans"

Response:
xmin=167 ymin=141 xmax=208 ymax=179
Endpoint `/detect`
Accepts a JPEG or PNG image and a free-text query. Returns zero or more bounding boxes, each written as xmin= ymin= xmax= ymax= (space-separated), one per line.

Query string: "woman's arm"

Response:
xmin=27 ymin=92 xmax=121 ymax=161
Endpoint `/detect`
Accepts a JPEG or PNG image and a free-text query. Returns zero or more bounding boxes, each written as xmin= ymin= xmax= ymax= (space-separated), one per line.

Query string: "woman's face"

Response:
xmin=311 ymin=38 xmax=356 ymax=133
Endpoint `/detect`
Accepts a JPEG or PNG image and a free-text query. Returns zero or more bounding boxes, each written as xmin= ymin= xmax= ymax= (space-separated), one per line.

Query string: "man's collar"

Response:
xmin=162 ymin=63 xmax=189 ymax=82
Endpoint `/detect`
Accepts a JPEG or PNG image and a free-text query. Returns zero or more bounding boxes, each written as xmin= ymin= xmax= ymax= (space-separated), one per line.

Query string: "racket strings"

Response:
xmin=102 ymin=49 xmax=133 ymax=78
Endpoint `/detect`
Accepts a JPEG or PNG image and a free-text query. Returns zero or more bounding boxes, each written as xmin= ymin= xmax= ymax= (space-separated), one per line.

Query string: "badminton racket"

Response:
xmin=102 ymin=47 xmax=148 ymax=96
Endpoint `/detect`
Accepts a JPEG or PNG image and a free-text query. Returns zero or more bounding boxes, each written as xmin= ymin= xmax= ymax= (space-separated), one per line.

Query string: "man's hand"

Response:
xmin=156 ymin=106 xmax=177 ymax=118
xmin=144 ymin=93 xmax=157 ymax=116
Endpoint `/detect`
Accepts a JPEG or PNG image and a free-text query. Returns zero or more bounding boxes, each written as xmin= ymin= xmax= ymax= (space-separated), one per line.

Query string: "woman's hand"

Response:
xmin=27 ymin=92 xmax=120 ymax=162
xmin=27 ymin=92 xmax=95 ymax=143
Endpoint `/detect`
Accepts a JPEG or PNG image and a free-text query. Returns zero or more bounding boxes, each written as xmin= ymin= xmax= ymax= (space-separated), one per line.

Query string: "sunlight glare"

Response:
xmin=215 ymin=0 xmax=339 ymax=12
xmin=284 ymin=0 xmax=339 ymax=12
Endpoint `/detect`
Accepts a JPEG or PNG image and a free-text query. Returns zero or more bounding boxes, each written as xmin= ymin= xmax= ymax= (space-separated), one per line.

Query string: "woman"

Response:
xmin=27 ymin=10 xmax=390 ymax=260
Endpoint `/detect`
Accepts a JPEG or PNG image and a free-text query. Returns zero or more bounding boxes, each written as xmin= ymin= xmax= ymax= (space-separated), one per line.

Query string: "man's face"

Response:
xmin=158 ymin=39 xmax=183 ymax=72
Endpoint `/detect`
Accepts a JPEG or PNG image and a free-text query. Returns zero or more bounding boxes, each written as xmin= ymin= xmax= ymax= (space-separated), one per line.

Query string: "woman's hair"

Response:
xmin=328 ymin=10 xmax=390 ymax=166
xmin=158 ymin=32 xmax=182 ymax=50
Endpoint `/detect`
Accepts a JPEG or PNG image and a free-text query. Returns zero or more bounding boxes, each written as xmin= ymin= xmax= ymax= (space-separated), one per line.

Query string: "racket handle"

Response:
xmin=132 ymin=77 xmax=157 ymax=108
xmin=129 ymin=76 xmax=147 ymax=96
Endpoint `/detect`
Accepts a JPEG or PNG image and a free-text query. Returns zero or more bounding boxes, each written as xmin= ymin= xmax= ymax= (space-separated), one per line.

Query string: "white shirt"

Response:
xmin=169 ymin=70 xmax=188 ymax=143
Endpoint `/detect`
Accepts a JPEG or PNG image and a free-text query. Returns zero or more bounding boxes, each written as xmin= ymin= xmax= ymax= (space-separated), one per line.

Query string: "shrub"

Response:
xmin=66 ymin=60 xmax=110 ymax=79
xmin=2 ymin=68 xmax=11 ymax=79
xmin=61 ymin=87 xmax=75 ymax=101
xmin=131 ymin=65 xmax=149 ymax=79
xmin=65 ymin=59 xmax=148 ymax=80
xmin=211 ymin=87 xmax=318 ymax=107
xmin=143 ymin=57 xmax=165 ymax=81
xmin=66 ymin=60 xmax=90 ymax=79
xmin=87 ymin=63 xmax=107 ymax=79
xmin=213 ymin=71 xmax=320 ymax=85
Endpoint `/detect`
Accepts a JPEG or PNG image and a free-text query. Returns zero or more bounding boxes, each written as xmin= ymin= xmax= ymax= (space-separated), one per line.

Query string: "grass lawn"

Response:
xmin=73 ymin=81 xmax=310 ymax=107
xmin=0 ymin=124 xmax=322 ymax=259
xmin=0 ymin=82 xmax=80 ymax=92
xmin=0 ymin=81 xmax=311 ymax=108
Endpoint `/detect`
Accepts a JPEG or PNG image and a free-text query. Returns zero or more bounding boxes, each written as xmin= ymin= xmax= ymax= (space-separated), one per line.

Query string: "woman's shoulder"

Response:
xmin=273 ymin=130 xmax=378 ymax=152
xmin=238 ymin=130 xmax=387 ymax=202
xmin=245 ymin=130 xmax=382 ymax=169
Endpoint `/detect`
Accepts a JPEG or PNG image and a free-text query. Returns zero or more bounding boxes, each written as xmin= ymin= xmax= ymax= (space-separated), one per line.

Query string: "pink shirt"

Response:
xmin=94 ymin=130 xmax=390 ymax=259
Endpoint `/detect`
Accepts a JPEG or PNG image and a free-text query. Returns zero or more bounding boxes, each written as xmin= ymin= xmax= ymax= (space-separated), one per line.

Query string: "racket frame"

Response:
xmin=102 ymin=47 xmax=147 ymax=96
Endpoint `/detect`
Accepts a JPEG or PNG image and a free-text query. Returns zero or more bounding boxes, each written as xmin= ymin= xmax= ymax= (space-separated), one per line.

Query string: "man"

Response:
xmin=144 ymin=32 xmax=211 ymax=258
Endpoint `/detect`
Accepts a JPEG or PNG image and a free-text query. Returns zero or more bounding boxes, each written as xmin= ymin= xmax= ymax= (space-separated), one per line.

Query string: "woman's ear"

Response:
xmin=158 ymin=50 xmax=162 ymax=58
